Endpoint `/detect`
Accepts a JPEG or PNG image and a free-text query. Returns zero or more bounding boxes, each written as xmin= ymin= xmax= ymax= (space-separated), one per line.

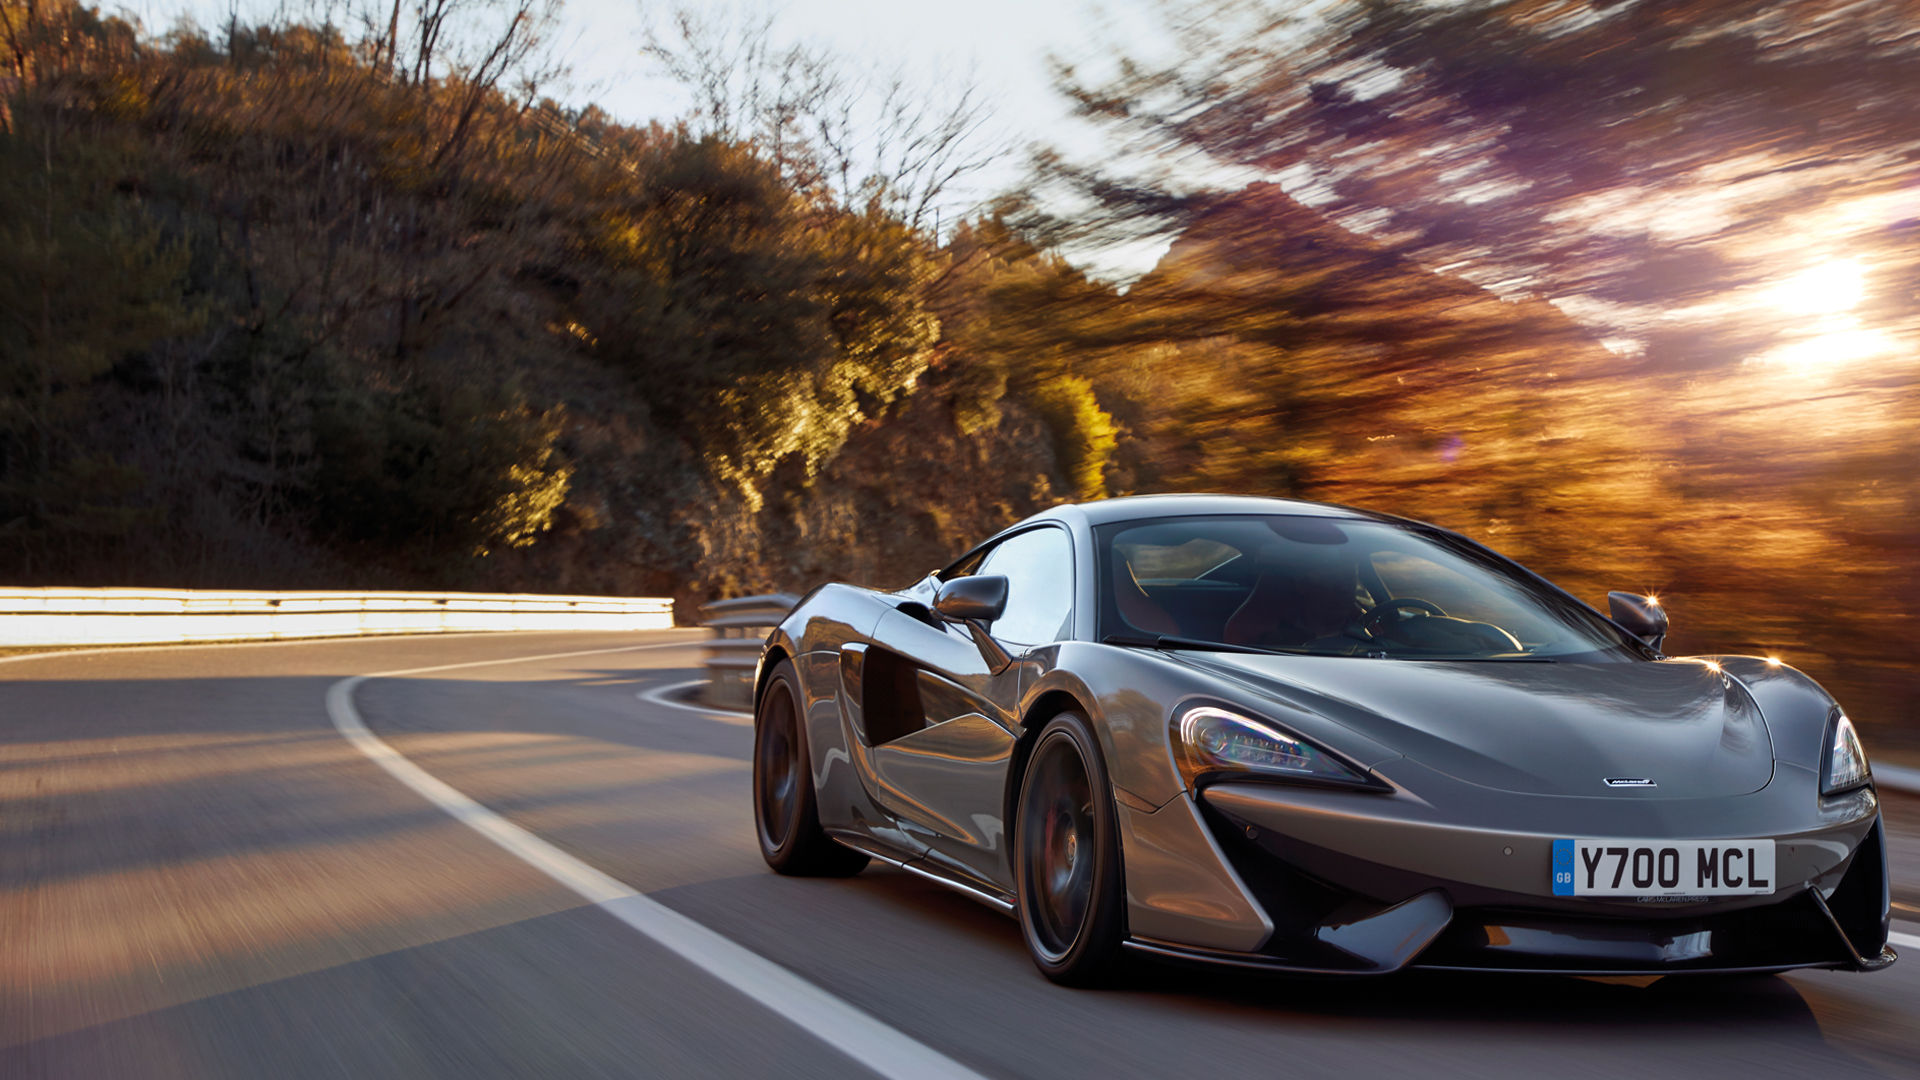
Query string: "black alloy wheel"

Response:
xmin=753 ymin=660 xmax=869 ymax=876
xmin=1015 ymin=711 xmax=1127 ymax=984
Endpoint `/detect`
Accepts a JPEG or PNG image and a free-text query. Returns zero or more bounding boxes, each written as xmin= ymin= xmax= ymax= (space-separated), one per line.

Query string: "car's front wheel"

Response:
xmin=1015 ymin=711 xmax=1127 ymax=985
xmin=754 ymin=659 xmax=868 ymax=877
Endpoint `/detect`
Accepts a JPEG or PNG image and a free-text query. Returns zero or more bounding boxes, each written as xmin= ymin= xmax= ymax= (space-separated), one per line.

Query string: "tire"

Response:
xmin=1014 ymin=711 xmax=1128 ymax=985
xmin=753 ymin=659 xmax=868 ymax=877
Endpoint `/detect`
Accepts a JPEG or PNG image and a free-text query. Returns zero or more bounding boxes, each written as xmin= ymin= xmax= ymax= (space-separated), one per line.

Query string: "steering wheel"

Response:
xmin=1352 ymin=597 xmax=1448 ymax=640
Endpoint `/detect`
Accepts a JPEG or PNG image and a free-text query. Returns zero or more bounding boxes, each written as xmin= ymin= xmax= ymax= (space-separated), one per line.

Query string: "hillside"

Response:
xmin=0 ymin=5 xmax=1089 ymax=605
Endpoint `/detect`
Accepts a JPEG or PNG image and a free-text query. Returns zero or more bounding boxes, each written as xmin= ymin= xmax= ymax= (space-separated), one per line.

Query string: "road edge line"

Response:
xmin=326 ymin=644 xmax=990 ymax=1080
xmin=637 ymin=678 xmax=754 ymax=723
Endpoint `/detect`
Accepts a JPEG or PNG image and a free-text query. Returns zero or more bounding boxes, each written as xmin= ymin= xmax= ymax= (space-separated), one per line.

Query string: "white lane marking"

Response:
xmin=637 ymin=678 xmax=753 ymax=724
xmin=327 ymin=643 xmax=987 ymax=1080
xmin=1891 ymin=926 xmax=1920 ymax=951
xmin=0 ymin=645 xmax=142 ymax=666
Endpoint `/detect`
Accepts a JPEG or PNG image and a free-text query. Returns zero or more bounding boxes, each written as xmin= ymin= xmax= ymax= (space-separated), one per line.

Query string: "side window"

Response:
xmin=975 ymin=527 xmax=1074 ymax=646
xmin=941 ymin=548 xmax=987 ymax=580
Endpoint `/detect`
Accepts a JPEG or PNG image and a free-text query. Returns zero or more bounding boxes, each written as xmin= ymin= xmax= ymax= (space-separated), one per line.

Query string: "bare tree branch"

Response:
xmin=641 ymin=2 xmax=1006 ymax=230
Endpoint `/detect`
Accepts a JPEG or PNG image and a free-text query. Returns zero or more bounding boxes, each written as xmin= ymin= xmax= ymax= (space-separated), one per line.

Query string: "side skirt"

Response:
xmin=829 ymin=833 xmax=1017 ymax=916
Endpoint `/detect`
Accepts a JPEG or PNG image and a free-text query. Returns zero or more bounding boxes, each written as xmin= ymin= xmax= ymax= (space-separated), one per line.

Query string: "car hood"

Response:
xmin=1175 ymin=654 xmax=1774 ymax=798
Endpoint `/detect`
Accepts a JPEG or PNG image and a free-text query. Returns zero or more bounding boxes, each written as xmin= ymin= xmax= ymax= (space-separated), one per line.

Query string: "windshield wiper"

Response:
xmin=1101 ymin=633 xmax=1312 ymax=657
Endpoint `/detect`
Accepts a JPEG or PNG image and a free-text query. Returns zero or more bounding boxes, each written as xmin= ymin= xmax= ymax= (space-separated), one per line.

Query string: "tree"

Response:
xmin=0 ymin=102 xmax=200 ymax=570
xmin=1026 ymin=374 xmax=1117 ymax=501
xmin=585 ymin=136 xmax=939 ymax=505
xmin=642 ymin=2 xmax=1000 ymax=230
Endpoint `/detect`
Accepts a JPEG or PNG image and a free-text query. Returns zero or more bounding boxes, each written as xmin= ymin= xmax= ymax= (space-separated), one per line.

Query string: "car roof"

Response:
xmin=1024 ymin=493 xmax=1413 ymax=531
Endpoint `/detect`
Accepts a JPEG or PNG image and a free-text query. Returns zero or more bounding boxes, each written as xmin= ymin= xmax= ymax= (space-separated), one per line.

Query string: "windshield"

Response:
xmin=1097 ymin=514 xmax=1644 ymax=661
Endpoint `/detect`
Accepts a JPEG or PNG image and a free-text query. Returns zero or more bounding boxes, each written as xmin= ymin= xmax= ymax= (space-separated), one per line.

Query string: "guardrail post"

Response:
xmin=698 ymin=594 xmax=799 ymax=711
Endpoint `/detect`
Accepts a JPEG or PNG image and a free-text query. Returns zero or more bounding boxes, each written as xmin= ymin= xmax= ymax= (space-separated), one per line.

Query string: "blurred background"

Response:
xmin=0 ymin=0 xmax=1915 ymax=752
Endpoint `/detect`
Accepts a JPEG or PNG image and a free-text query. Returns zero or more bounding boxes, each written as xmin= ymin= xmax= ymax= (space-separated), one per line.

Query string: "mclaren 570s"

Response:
xmin=748 ymin=495 xmax=1893 ymax=984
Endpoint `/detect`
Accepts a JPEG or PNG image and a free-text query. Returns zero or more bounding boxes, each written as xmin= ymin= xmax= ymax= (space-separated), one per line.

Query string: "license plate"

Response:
xmin=1551 ymin=839 xmax=1776 ymax=897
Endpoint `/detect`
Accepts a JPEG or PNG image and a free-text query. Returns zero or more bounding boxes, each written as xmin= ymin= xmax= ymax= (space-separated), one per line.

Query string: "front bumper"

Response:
xmin=1127 ymin=775 xmax=1893 ymax=976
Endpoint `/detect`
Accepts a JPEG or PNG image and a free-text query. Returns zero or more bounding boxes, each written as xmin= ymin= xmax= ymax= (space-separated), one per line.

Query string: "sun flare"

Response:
xmin=1774 ymin=259 xmax=1867 ymax=316
xmin=1754 ymin=326 xmax=1896 ymax=373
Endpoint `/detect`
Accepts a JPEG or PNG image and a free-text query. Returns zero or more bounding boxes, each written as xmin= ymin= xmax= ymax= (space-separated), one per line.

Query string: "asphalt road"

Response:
xmin=5 ymin=630 xmax=1919 ymax=1079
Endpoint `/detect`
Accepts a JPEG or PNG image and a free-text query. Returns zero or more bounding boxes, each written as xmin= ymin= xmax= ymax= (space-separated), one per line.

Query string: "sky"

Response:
xmin=565 ymin=0 xmax=1115 ymax=124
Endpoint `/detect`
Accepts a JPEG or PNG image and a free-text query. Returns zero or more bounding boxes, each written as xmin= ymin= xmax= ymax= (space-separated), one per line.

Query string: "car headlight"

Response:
xmin=1173 ymin=705 xmax=1382 ymax=791
xmin=1822 ymin=710 xmax=1871 ymax=796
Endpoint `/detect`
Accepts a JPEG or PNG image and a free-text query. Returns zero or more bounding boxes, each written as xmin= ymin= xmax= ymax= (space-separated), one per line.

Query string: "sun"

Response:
xmin=1774 ymin=259 xmax=1866 ymax=316
xmin=1745 ymin=258 xmax=1890 ymax=373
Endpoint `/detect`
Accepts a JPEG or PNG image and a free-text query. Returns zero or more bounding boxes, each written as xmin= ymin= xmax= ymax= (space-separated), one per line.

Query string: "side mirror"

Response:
xmin=1607 ymin=591 xmax=1669 ymax=652
xmin=935 ymin=575 xmax=1008 ymax=623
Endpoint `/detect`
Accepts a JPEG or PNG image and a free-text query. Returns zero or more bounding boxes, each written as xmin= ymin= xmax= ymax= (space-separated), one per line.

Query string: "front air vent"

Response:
xmin=859 ymin=647 xmax=925 ymax=746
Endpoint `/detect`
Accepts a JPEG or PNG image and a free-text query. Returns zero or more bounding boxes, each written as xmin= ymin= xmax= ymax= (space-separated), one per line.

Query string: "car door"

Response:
xmin=857 ymin=525 xmax=1076 ymax=891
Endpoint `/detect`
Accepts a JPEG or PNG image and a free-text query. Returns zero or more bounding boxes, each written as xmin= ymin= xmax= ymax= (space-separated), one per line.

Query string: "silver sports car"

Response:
xmin=749 ymin=494 xmax=1893 ymax=983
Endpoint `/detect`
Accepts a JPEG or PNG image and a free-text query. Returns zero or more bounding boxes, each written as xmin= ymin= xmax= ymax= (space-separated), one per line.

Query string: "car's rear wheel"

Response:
xmin=754 ymin=659 xmax=868 ymax=876
xmin=1015 ymin=711 xmax=1127 ymax=985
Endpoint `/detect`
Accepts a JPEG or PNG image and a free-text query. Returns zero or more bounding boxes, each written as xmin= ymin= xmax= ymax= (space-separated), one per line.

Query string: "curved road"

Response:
xmin=4 ymin=630 xmax=1918 ymax=1078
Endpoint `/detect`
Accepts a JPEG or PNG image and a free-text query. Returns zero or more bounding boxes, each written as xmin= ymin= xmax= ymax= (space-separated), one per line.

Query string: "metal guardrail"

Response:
xmin=699 ymin=593 xmax=798 ymax=710
xmin=0 ymin=587 xmax=674 ymax=647
xmin=1877 ymin=763 xmax=1920 ymax=798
